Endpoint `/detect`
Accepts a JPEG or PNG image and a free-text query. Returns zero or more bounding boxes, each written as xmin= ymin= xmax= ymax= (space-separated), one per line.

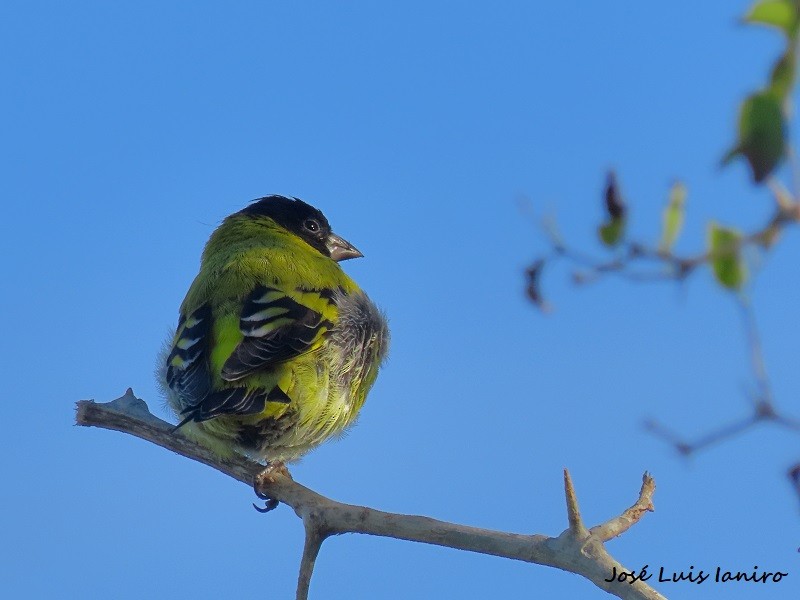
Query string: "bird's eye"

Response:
xmin=303 ymin=219 xmax=321 ymax=233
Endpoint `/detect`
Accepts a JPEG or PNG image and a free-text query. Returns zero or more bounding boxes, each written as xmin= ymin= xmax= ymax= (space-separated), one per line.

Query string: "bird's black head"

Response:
xmin=239 ymin=195 xmax=362 ymax=261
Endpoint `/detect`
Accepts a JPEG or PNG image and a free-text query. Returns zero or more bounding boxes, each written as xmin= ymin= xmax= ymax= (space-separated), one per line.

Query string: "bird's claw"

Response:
xmin=253 ymin=473 xmax=280 ymax=513
xmin=252 ymin=461 xmax=289 ymax=513
xmin=254 ymin=487 xmax=272 ymax=500
xmin=253 ymin=497 xmax=279 ymax=513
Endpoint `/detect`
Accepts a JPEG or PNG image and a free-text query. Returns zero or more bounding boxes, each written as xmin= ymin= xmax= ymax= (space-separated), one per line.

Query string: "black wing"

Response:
xmin=220 ymin=284 xmax=332 ymax=382
xmin=172 ymin=285 xmax=332 ymax=427
xmin=165 ymin=303 xmax=213 ymax=407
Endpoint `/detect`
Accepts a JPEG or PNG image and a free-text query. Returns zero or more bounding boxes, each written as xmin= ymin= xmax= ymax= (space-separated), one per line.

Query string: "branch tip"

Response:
xmin=640 ymin=472 xmax=656 ymax=511
xmin=590 ymin=473 xmax=657 ymax=542
xmin=563 ymin=469 xmax=584 ymax=532
xmin=75 ymin=399 xmax=92 ymax=425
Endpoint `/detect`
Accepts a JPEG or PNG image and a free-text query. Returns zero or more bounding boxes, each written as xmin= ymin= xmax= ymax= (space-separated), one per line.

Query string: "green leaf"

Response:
xmin=707 ymin=222 xmax=747 ymax=290
xmin=722 ymin=90 xmax=785 ymax=183
xmin=769 ymin=49 xmax=796 ymax=98
xmin=598 ymin=171 xmax=626 ymax=247
xmin=598 ymin=217 xmax=625 ymax=247
xmin=659 ymin=181 xmax=686 ymax=252
xmin=745 ymin=0 xmax=799 ymax=37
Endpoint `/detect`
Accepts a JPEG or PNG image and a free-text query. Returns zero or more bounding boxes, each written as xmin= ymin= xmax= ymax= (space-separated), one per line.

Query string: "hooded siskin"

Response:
xmin=158 ymin=195 xmax=389 ymax=463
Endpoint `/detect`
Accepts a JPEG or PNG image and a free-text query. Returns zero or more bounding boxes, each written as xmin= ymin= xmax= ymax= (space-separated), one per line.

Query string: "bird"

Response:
xmin=159 ymin=195 xmax=389 ymax=469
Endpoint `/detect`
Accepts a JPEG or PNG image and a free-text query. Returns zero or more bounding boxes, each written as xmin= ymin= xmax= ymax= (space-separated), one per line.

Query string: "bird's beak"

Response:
xmin=326 ymin=232 xmax=363 ymax=262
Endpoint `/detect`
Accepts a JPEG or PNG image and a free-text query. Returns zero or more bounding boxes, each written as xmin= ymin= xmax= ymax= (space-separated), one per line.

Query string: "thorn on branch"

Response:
xmin=563 ymin=469 xmax=586 ymax=534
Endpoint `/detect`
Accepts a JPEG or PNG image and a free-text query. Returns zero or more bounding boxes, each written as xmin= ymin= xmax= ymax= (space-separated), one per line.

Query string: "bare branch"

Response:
xmin=75 ymin=389 xmax=262 ymax=485
xmin=543 ymin=198 xmax=800 ymax=290
xmin=76 ymin=391 xmax=666 ymax=600
xmin=644 ymin=414 xmax=761 ymax=456
xmin=591 ymin=473 xmax=656 ymax=542
xmin=523 ymin=195 xmax=800 ymax=457
xmin=298 ymin=523 xmax=325 ymax=600
xmin=737 ymin=296 xmax=773 ymax=411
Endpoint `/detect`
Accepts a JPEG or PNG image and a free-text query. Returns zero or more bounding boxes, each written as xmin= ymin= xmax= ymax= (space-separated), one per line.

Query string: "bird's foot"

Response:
xmin=252 ymin=461 xmax=290 ymax=513
xmin=253 ymin=492 xmax=279 ymax=513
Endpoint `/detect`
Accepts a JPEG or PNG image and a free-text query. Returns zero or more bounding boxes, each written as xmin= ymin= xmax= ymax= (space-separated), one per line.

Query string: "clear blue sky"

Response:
xmin=2 ymin=1 xmax=799 ymax=598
